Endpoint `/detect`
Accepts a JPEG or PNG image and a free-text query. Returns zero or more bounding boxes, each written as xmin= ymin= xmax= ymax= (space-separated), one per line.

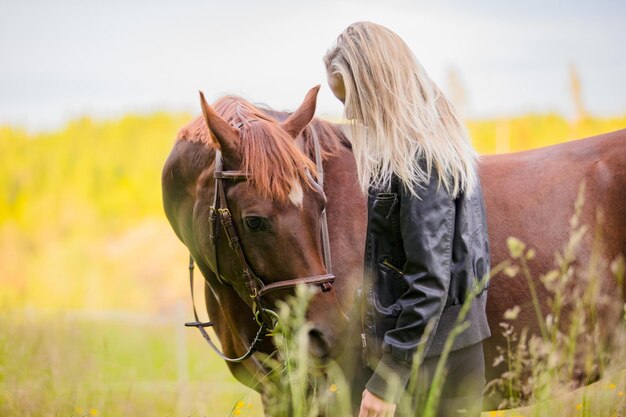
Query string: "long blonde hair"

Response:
xmin=324 ymin=21 xmax=478 ymax=198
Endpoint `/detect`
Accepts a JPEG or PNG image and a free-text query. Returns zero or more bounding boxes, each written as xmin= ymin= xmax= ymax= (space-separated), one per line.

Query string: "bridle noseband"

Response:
xmin=185 ymin=128 xmax=335 ymax=363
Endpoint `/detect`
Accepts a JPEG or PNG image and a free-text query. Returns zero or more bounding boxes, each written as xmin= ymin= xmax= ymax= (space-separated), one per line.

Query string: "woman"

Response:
xmin=323 ymin=22 xmax=491 ymax=417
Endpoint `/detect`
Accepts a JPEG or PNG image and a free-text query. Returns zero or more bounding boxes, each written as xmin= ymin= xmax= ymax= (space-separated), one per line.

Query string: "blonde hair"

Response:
xmin=323 ymin=21 xmax=478 ymax=198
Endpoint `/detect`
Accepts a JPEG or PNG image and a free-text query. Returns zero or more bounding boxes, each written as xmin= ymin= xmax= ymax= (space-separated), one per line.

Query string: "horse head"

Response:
xmin=192 ymin=86 xmax=346 ymax=360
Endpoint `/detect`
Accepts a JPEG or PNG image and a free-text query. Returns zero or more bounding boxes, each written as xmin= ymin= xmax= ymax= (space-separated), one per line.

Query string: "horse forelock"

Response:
xmin=237 ymin=112 xmax=318 ymax=203
xmin=177 ymin=96 xmax=319 ymax=203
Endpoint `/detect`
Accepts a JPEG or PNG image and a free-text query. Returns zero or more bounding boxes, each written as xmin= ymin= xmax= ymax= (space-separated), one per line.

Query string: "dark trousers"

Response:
xmin=397 ymin=342 xmax=486 ymax=417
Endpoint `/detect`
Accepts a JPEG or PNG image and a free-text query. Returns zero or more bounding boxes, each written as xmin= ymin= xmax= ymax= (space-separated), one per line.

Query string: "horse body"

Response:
xmin=481 ymin=129 xmax=626 ymax=380
xmin=483 ymin=129 xmax=626 ymax=269
xmin=163 ymin=87 xmax=625 ymax=409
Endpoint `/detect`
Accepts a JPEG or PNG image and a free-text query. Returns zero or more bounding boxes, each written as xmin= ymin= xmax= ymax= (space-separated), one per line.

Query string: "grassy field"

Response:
xmin=1 ymin=112 xmax=625 ymax=416
xmin=2 ymin=306 xmax=624 ymax=417
xmin=0 ymin=308 xmax=264 ymax=417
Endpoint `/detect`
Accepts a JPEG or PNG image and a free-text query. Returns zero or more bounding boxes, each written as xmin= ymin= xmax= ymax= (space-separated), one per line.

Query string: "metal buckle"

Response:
xmin=255 ymin=307 xmax=280 ymax=328
xmin=208 ymin=207 xmax=218 ymax=239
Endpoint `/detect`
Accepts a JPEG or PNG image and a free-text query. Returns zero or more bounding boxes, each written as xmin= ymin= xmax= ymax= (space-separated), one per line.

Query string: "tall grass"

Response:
xmin=0 ymin=309 xmax=261 ymax=417
xmin=259 ymin=285 xmax=351 ymax=417
xmin=259 ymin=271 xmax=495 ymax=416
xmin=485 ymin=185 xmax=626 ymax=414
xmin=398 ymin=279 xmax=489 ymax=417
xmin=256 ymin=185 xmax=626 ymax=417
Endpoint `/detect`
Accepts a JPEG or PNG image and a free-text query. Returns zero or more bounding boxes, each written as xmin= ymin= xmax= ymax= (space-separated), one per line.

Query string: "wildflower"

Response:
xmin=329 ymin=383 xmax=338 ymax=393
xmin=89 ymin=410 xmax=98 ymax=416
xmin=492 ymin=354 xmax=505 ymax=367
xmin=575 ymin=403 xmax=582 ymax=410
xmin=618 ymin=391 xmax=624 ymax=397
xmin=610 ymin=255 xmax=624 ymax=276
xmin=608 ymin=383 xmax=616 ymax=390
xmin=504 ymin=265 xmax=520 ymax=278
xmin=232 ymin=400 xmax=245 ymax=415
xmin=504 ymin=306 xmax=521 ymax=320
xmin=540 ymin=270 xmax=559 ymax=286
xmin=506 ymin=237 xmax=526 ymax=258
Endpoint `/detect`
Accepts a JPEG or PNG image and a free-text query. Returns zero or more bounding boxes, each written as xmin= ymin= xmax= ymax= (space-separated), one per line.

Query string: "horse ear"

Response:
xmin=199 ymin=91 xmax=240 ymax=163
xmin=281 ymin=85 xmax=321 ymax=139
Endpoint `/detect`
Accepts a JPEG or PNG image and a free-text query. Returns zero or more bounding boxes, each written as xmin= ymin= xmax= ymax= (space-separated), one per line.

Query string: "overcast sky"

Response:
xmin=1 ymin=0 xmax=625 ymax=131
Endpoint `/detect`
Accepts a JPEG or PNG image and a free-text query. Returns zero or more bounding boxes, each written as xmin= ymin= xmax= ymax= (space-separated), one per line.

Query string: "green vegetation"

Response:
xmin=0 ymin=112 xmax=625 ymax=415
xmin=466 ymin=114 xmax=626 ymax=155
xmin=0 ymin=113 xmax=194 ymax=311
xmin=0 ymin=113 xmax=191 ymax=231
xmin=484 ymin=186 xmax=626 ymax=415
xmin=0 ymin=309 xmax=263 ymax=417
xmin=260 ymin=285 xmax=351 ymax=417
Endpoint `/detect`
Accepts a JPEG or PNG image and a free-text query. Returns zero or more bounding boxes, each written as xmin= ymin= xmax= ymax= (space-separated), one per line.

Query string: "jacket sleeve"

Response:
xmin=366 ymin=173 xmax=455 ymax=402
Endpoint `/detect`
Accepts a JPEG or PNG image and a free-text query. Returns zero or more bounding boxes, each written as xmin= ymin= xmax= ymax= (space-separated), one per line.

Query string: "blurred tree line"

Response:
xmin=0 ymin=111 xmax=624 ymax=311
xmin=0 ymin=113 xmax=191 ymax=234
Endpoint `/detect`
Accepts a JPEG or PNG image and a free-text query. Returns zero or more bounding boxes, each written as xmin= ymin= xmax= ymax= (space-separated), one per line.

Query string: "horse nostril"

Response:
xmin=308 ymin=328 xmax=330 ymax=360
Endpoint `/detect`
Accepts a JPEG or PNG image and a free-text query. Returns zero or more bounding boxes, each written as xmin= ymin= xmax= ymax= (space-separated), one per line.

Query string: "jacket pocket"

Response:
xmin=372 ymin=259 xmax=407 ymax=317
xmin=471 ymin=228 xmax=490 ymax=288
xmin=469 ymin=194 xmax=490 ymax=289
xmin=372 ymin=192 xmax=398 ymax=218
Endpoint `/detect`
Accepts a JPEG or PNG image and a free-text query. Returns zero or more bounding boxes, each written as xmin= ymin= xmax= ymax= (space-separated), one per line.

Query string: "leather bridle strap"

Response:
xmin=185 ymin=127 xmax=336 ymax=363
xmin=258 ymin=274 xmax=335 ymax=298
xmin=213 ymin=168 xmax=335 ymax=308
xmin=185 ymin=150 xmax=268 ymax=363
xmin=185 ymin=254 xmax=267 ymax=362
xmin=311 ymin=126 xmax=333 ymax=275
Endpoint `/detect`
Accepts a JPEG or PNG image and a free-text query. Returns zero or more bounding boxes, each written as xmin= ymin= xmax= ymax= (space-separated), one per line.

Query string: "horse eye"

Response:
xmin=244 ymin=216 xmax=266 ymax=231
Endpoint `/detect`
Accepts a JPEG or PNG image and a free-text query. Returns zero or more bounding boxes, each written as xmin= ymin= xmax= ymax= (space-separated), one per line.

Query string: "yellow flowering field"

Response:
xmin=0 ymin=112 xmax=624 ymax=416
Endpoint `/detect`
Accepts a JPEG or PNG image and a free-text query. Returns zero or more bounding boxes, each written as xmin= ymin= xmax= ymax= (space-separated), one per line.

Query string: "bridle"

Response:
xmin=185 ymin=127 xmax=335 ymax=363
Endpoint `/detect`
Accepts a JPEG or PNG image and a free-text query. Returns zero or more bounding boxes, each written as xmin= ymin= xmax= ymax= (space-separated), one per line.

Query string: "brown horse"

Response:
xmin=162 ymin=86 xmax=626 ymax=411
xmin=162 ymin=87 xmax=367 ymax=398
xmin=480 ymin=128 xmax=626 ymax=381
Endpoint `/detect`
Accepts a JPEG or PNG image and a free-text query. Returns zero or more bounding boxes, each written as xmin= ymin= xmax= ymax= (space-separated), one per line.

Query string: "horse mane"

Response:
xmin=176 ymin=96 xmax=348 ymax=202
xmin=260 ymin=108 xmax=351 ymax=160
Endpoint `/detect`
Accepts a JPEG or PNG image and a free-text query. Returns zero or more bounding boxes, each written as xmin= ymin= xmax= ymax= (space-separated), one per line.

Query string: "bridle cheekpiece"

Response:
xmin=185 ymin=127 xmax=334 ymax=363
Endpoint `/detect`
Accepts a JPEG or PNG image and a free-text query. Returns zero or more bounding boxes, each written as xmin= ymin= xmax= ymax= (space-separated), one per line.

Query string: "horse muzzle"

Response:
xmin=308 ymin=327 xmax=332 ymax=361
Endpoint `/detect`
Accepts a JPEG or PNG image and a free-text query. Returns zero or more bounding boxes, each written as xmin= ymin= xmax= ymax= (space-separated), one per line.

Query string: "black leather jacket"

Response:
xmin=362 ymin=166 xmax=491 ymax=401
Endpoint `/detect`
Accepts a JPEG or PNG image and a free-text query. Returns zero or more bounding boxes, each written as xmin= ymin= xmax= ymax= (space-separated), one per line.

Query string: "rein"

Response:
xmin=185 ymin=129 xmax=335 ymax=363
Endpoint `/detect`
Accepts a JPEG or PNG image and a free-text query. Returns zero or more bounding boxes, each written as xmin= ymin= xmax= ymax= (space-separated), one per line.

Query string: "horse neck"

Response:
xmin=311 ymin=128 xmax=367 ymax=315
